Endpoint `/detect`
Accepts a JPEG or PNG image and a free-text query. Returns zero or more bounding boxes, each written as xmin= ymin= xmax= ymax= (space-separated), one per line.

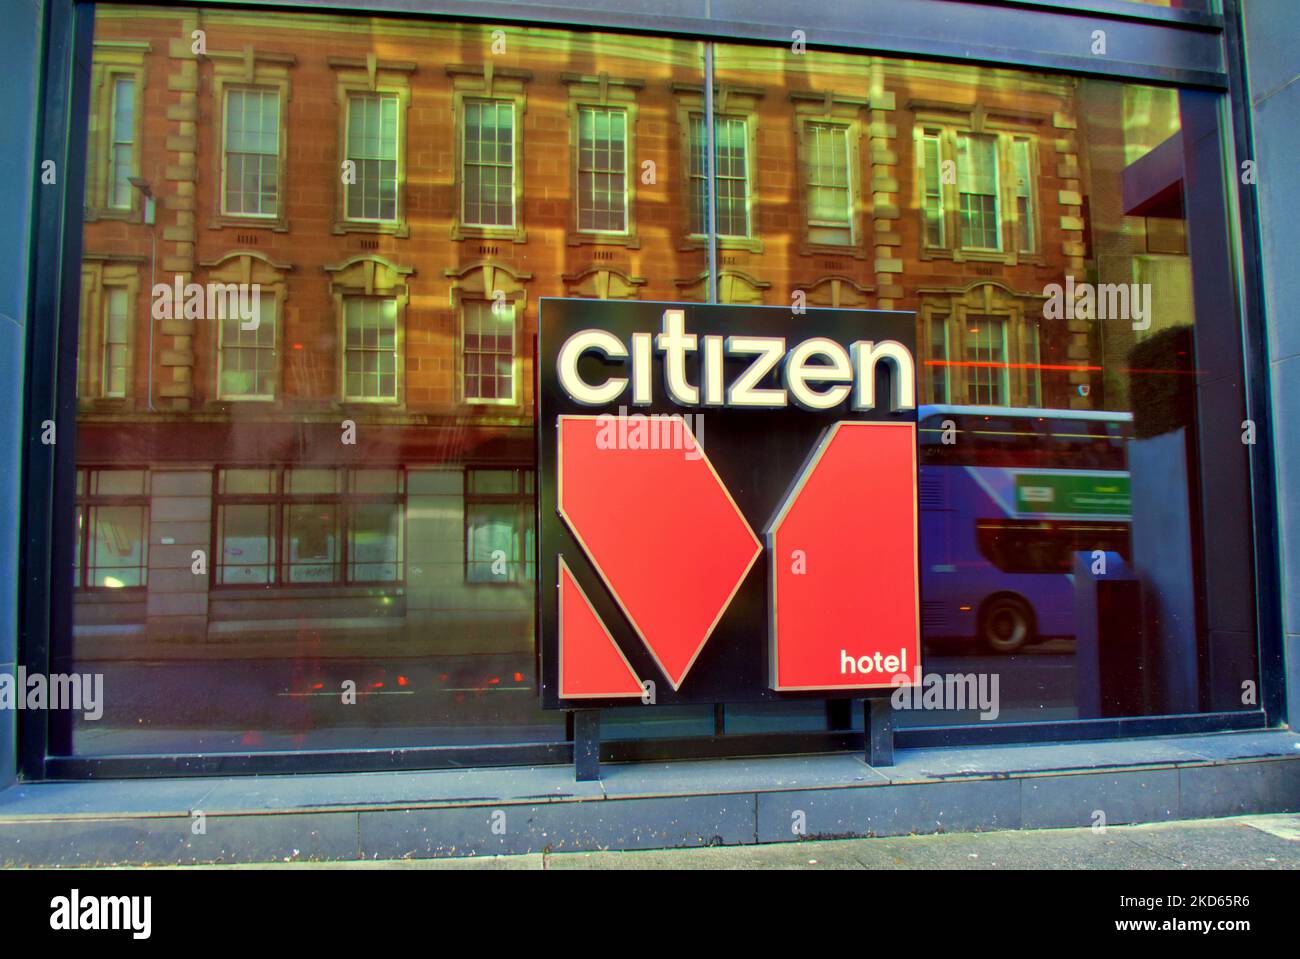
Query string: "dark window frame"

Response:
xmin=686 ymin=110 xmax=753 ymax=240
xmin=463 ymin=466 xmax=535 ymax=586
xmin=210 ymin=466 xmax=407 ymax=590
xmin=72 ymin=466 xmax=150 ymax=591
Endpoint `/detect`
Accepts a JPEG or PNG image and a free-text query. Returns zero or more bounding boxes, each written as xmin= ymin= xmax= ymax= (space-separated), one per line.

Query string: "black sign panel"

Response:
xmin=537 ymin=299 xmax=917 ymax=709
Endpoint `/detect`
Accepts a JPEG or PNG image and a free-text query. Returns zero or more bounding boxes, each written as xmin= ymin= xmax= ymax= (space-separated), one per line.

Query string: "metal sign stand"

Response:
xmin=866 ymin=697 xmax=896 ymax=766
xmin=573 ymin=709 xmax=601 ymax=781
xmin=569 ymin=701 xmax=894 ymax=781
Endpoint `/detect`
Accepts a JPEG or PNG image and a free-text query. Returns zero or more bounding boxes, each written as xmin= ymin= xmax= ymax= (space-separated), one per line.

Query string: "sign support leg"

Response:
xmin=865 ymin=698 xmax=895 ymax=767
xmin=573 ymin=709 xmax=601 ymax=781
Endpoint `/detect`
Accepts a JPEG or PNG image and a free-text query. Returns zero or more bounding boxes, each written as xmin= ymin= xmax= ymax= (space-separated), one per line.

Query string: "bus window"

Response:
xmin=976 ymin=520 xmax=1132 ymax=574
xmin=919 ymin=414 xmax=958 ymax=466
xmin=966 ymin=416 xmax=1045 ymax=467
xmin=1046 ymin=418 xmax=1128 ymax=470
xmin=919 ymin=410 xmax=1131 ymax=471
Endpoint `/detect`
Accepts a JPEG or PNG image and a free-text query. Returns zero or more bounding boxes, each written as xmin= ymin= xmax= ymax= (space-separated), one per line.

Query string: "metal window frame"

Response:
xmin=341 ymin=294 xmax=400 ymax=402
xmin=460 ymin=96 xmax=517 ymax=230
xmin=74 ymin=468 xmax=151 ymax=591
xmin=463 ymin=465 xmax=535 ymax=586
xmin=216 ymin=289 xmax=278 ymax=401
xmin=803 ymin=120 xmax=854 ymax=238
xmin=574 ymin=105 xmax=631 ymax=235
xmin=208 ymin=464 xmax=407 ymax=589
xmin=461 ymin=298 xmax=518 ymax=405
xmin=343 ymin=90 xmax=402 ymax=224
xmin=1011 ymin=135 xmax=1039 ymax=255
xmin=98 ymin=283 xmax=130 ymax=397
xmin=18 ymin=0 xmax=1282 ymax=780
xmin=711 ymin=114 xmax=753 ymax=239
xmin=105 ymin=73 xmax=136 ymax=210
xmin=955 ymin=132 xmax=1003 ymax=253
xmin=220 ymin=85 xmax=282 ymax=220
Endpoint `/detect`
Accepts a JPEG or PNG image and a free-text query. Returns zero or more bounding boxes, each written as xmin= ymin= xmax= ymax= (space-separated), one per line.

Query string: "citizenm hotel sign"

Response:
xmin=537 ymin=300 xmax=920 ymax=708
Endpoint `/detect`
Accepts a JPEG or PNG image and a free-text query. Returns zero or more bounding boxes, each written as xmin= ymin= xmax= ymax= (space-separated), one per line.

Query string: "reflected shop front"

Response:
xmin=15 ymin=0 xmax=1283 ymax=779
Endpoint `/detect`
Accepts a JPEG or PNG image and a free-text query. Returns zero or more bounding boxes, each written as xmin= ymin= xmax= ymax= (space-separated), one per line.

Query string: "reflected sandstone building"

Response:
xmin=73 ymin=8 xmax=1191 ymax=737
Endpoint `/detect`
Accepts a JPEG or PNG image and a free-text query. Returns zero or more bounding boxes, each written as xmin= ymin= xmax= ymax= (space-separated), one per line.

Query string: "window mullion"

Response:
xmin=340 ymin=484 xmax=351 ymax=586
xmin=703 ymin=43 xmax=717 ymax=302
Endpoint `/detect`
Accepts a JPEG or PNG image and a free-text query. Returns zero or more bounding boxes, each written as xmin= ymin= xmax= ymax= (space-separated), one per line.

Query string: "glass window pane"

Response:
xmin=285 ymin=504 xmax=338 ymax=583
xmin=287 ymin=469 xmax=339 ymax=494
xmin=466 ymin=502 xmax=520 ymax=582
xmin=462 ymin=301 xmax=514 ymax=402
xmin=1014 ymin=138 xmax=1036 ymax=253
xmin=69 ymin=7 xmax=1253 ymax=758
xmin=704 ymin=41 xmax=1251 ymax=732
xmin=467 ymin=469 xmax=519 ymax=495
xmin=352 ymin=469 xmax=401 ymax=494
xmin=218 ymin=504 xmax=275 ymax=584
xmin=957 ymin=133 xmax=1001 ymax=250
xmin=108 ymin=77 xmax=135 ymax=208
xmin=349 ymin=503 xmax=402 ymax=582
xmin=87 ymin=505 xmax=147 ymax=588
xmin=577 ymin=107 xmax=628 ymax=232
xmin=219 ymin=293 xmax=277 ymax=398
xmin=224 ymin=88 xmax=280 ymax=216
xmin=346 ymin=93 xmax=400 ymax=221
xmin=463 ymin=99 xmax=515 ymax=227
xmin=220 ymin=469 xmax=274 ymax=495
xmin=343 ymin=297 xmax=399 ymax=400
xmin=92 ymin=469 xmax=147 ymax=496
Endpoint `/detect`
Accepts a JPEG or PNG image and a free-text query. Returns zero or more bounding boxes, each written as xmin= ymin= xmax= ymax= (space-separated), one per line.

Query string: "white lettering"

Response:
xmin=557 ymin=329 xmax=629 ymax=406
xmin=554 ymin=311 xmax=917 ymax=412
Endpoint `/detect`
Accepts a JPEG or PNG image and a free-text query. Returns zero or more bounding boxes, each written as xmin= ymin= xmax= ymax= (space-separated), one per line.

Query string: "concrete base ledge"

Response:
xmin=1 ymin=730 xmax=1297 ymax=866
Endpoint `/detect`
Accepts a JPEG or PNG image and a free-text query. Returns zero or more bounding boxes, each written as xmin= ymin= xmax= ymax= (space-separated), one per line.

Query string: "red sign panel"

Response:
xmin=557 ymin=557 xmax=644 ymax=699
xmin=537 ymin=300 xmax=919 ymax=708
xmin=766 ymin=421 xmax=920 ymax=690
xmin=558 ymin=415 xmax=762 ymax=690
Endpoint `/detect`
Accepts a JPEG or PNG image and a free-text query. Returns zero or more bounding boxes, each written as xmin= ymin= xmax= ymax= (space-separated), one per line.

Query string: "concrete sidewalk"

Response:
xmin=5 ymin=731 xmax=1296 ymax=866
xmin=191 ymin=814 xmax=1300 ymax=869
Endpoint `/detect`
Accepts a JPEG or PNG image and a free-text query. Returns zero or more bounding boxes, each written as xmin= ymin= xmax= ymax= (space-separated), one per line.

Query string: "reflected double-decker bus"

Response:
xmin=918 ymin=405 xmax=1134 ymax=654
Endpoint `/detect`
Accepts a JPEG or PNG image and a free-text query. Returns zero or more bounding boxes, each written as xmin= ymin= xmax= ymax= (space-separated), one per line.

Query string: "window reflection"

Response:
xmin=69 ymin=6 xmax=1248 ymax=755
xmin=74 ymin=470 xmax=149 ymax=590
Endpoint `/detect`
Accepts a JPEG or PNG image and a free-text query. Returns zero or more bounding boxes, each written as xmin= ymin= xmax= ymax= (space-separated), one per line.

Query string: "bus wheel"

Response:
xmin=980 ymin=596 xmax=1034 ymax=654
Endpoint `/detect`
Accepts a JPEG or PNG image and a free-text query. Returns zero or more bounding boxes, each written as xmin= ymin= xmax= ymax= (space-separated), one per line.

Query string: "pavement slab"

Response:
xmin=115 ymin=814 xmax=1300 ymax=870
